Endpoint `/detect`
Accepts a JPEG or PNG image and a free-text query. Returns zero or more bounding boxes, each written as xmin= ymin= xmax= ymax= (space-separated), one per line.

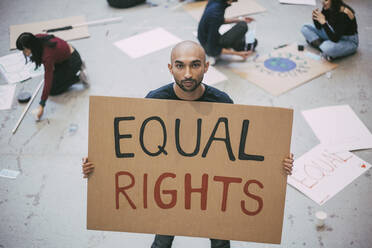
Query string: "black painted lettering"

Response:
xmin=114 ymin=117 xmax=135 ymax=158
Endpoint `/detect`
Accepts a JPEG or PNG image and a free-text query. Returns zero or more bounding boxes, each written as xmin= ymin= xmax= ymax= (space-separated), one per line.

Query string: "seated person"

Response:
xmin=301 ymin=0 xmax=358 ymax=60
xmin=197 ymin=0 xmax=257 ymax=62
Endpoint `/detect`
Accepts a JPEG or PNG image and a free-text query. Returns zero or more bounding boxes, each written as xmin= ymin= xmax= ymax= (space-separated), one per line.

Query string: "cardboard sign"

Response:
xmin=183 ymin=0 xmax=266 ymax=21
xmin=9 ymin=16 xmax=90 ymax=50
xmin=87 ymin=96 xmax=293 ymax=244
xmin=231 ymin=44 xmax=338 ymax=96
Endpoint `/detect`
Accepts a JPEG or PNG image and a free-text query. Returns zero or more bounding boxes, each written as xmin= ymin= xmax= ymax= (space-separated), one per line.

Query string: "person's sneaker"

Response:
xmin=79 ymin=61 xmax=89 ymax=87
xmin=245 ymin=38 xmax=258 ymax=52
xmin=321 ymin=53 xmax=333 ymax=62
xmin=208 ymin=56 xmax=219 ymax=66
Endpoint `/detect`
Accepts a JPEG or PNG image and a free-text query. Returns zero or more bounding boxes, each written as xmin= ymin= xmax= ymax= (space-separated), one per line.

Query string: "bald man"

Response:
xmin=82 ymin=41 xmax=294 ymax=248
xmin=146 ymin=40 xmax=233 ymax=248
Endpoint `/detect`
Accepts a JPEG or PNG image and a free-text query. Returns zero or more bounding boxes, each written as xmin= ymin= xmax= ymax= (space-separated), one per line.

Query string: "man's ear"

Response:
xmin=204 ymin=61 xmax=210 ymax=74
xmin=168 ymin=63 xmax=173 ymax=74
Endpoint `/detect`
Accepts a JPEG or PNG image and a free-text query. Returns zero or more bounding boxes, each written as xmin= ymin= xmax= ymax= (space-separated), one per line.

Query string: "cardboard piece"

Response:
xmin=231 ymin=44 xmax=338 ymax=96
xmin=0 ymin=85 xmax=16 ymax=110
xmin=279 ymin=0 xmax=315 ymax=6
xmin=0 ymin=169 xmax=20 ymax=179
xmin=10 ymin=16 xmax=90 ymax=50
xmin=288 ymin=144 xmax=371 ymax=205
xmin=87 ymin=96 xmax=293 ymax=244
xmin=0 ymin=52 xmax=44 ymax=83
xmin=183 ymin=0 xmax=266 ymax=21
xmin=114 ymin=28 xmax=182 ymax=58
xmin=302 ymin=105 xmax=372 ymax=152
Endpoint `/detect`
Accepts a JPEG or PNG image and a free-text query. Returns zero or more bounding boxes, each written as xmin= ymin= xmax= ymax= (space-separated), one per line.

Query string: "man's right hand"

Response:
xmin=82 ymin=157 xmax=94 ymax=178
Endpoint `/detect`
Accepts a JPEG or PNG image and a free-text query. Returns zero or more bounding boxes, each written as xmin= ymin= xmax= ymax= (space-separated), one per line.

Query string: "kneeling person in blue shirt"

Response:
xmin=198 ymin=0 xmax=258 ymax=62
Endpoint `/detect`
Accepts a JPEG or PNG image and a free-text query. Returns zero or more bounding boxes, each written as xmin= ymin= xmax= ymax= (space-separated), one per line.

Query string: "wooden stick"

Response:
xmin=12 ymin=79 xmax=44 ymax=134
xmin=44 ymin=17 xmax=123 ymax=33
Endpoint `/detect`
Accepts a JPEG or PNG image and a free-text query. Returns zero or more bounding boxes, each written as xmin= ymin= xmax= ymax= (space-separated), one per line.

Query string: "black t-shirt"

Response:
xmin=145 ymin=83 xmax=233 ymax=104
xmin=314 ymin=4 xmax=358 ymax=42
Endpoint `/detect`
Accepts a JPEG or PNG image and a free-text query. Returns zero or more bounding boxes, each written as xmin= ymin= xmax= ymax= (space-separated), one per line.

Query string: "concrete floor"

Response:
xmin=0 ymin=0 xmax=372 ymax=247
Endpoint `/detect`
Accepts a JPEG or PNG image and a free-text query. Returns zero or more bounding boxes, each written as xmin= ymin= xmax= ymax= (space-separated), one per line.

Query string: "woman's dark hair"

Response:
xmin=16 ymin=32 xmax=57 ymax=68
xmin=329 ymin=0 xmax=355 ymax=16
xmin=330 ymin=0 xmax=344 ymax=12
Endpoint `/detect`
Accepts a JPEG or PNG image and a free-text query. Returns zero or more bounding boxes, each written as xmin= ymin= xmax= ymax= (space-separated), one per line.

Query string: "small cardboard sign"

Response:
xmin=9 ymin=16 xmax=90 ymax=50
xmin=87 ymin=96 xmax=293 ymax=244
xmin=231 ymin=44 xmax=338 ymax=96
xmin=183 ymin=0 xmax=266 ymax=21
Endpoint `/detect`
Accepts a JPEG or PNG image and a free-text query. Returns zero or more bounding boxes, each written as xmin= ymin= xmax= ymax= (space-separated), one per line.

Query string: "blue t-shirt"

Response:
xmin=145 ymin=83 xmax=233 ymax=104
xmin=197 ymin=0 xmax=228 ymax=57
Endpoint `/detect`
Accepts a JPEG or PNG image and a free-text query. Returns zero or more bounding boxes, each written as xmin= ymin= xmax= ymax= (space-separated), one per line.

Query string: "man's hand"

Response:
xmin=82 ymin=157 xmax=94 ymax=178
xmin=312 ymin=9 xmax=326 ymax=24
xmin=283 ymin=153 xmax=294 ymax=175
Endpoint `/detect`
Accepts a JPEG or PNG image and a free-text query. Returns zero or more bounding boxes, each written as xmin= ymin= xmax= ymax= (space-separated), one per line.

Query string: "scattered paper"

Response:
xmin=288 ymin=144 xmax=371 ymax=205
xmin=219 ymin=24 xmax=234 ymax=35
xmin=0 ymin=169 xmax=20 ymax=179
xmin=114 ymin=28 xmax=182 ymax=58
xmin=302 ymin=105 xmax=372 ymax=152
xmin=279 ymin=0 xmax=315 ymax=6
xmin=0 ymin=52 xmax=44 ymax=83
xmin=203 ymin=66 xmax=227 ymax=85
xmin=0 ymin=84 xmax=16 ymax=110
xmin=305 ymin=51 xmax=321 ymax=61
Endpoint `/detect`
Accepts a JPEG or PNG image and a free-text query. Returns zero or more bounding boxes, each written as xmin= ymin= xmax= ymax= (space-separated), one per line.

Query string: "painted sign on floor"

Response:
xmin=231 ymin=44 xmax=338 ymax=96
xmin=288 ymin=144 xmax=371 ymax=205
xmin=87 ymin=96 xmax=293 ymax=244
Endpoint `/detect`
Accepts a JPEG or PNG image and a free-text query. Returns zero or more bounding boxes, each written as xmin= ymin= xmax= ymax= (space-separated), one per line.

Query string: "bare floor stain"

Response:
xmin=365 ymin=171 xmax=371 ymax=179
xmin=288 ymin=214 xmax=294 ymax=225
xmin=25 ymin=175 xmax=47 ymax=206
xmin=316 ymin=225 xmax=333 ymax=232
xmin=307 ymin=206 xmax=313 ymax=216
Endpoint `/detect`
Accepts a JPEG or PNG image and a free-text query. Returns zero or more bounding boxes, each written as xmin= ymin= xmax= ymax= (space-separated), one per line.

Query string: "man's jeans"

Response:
xmin=301 ymin=23 xmax=358 ymax=59
xmin=151 ymin=234 xmax=230 ymax=248
xmin=219 ymin=21 xmax=248 ymax=52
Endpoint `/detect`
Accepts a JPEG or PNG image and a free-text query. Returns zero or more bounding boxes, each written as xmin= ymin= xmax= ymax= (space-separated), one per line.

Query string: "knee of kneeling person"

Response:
xmin=237 ymin=21 xmax=248 ymax=32
xmin=319 ymin=41 xmax=337 ymax=57
xmin=301 ymin=24 xmax=313 ymax=35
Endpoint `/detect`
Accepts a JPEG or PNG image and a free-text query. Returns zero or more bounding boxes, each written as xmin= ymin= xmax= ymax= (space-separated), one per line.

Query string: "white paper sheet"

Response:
xmin=279 ymin=0 xmax=315 ymax=6
xmin=114 ymin=28 xmax=182 ymax=58
xmin=219 ymin=22 xmax=256 ymax=43
xmin=203 ymin=66 xmax=227 ymax=85
xmin=0 ymin=85 xmax=16 ymax=110
xmin=0 ymin=169 xmax=20 ymax=179
xmin=302 ymin=105 xmax=372 ymax=152
xmin=0 ymin=52 xmax=44 ymax=83
xmin=288 ymin=144 xmax=371 ymax=205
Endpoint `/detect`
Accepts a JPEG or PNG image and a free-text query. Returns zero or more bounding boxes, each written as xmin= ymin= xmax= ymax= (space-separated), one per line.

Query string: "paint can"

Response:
xmin=315 ymin=211 xmax=327 ymax=227
xmin=17 ymin=92 xmax=31 ymax=103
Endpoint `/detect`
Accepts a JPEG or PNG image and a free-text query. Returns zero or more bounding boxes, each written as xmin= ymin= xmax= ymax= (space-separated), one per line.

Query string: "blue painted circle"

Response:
xmin=264 ymin=57 xmax=296 ymax=72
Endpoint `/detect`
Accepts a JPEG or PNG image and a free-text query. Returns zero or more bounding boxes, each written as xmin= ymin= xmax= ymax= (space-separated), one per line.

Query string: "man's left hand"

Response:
xmin=283 ymin=153 xmax=294 ymax=175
